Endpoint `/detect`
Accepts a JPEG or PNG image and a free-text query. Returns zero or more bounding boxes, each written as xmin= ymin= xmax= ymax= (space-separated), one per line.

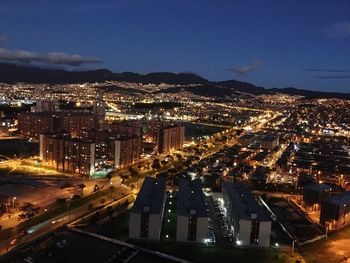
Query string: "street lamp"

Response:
xmin=12 ymin=197 xmax=16 ymax=209
xmin=291 ymin=239 xmax=296 ymax=256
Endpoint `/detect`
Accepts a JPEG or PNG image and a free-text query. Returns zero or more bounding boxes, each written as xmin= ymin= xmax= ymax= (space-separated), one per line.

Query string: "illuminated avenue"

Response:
xmin=0 ymin=78 xmax=349 ymax=263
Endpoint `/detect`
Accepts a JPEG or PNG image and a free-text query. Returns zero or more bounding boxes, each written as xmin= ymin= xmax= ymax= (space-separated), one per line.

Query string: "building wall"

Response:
xmin=18 ymin=112 xmax=95 ymax=139
xmin=236 ymin=219 xmax=270 ymax=247
xmin=303 ymin=187 xmax=330 ymax=208
xmin=320 ymin=200 xmax=350 ymax=230
xmin=114 ymin=137 xmax=142 ymax=168
xmin=258 ymin=221 xmax=271 ymax=247
xmin=149 ymin=213 xmax=163 ymax=240
xmin=129 ymin=212 xmax=162 ymax=241
xmin=35 ymin=101 xmax=60 ymax=112
xmin=40 ymin=135 xmax=95 ymax=176
xmin=237 ymin=219 xmax=251 ymax=246
xmin=261 ymin=139 xmax=278 ymax=150
xmin=196 ymin=217 xmax=208 ymax=242
xmin=159 ymin=126 xmax=185 ymax=154
xmin=129 ymin=212 xmax=141 ymax=239
xmin=176 ymin=215 xmax=208 ymax=243
xmin=176 ymin=215 xmax=189 ymax=242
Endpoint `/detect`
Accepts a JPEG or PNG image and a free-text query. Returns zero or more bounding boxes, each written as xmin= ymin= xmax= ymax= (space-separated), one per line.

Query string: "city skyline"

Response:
xmin=0 ymin=0 xmax=350 ymax=92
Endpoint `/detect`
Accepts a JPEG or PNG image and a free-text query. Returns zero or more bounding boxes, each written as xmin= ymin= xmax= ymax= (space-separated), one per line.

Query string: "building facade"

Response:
xmin=18 ymin=111 xmax=96 ymax=139
xmin=33 ymin=100 xmax=60 ymax=112
xmin=176 ymin=179 xmax=208 ymax=243
xmin=260 ymin=135 xmax=279 ymax=150
xmin=158 ymin=125 xmax=185 ymax=154
xmin=320 ymin=191 xmax=350 ymax=231
xmin=303 ymin=183 xmax=332 ymax=211
xmin=40 ymin=134 xmax=95 ymax=176
xmin=114 ymin=137 xmax=142 ymax=168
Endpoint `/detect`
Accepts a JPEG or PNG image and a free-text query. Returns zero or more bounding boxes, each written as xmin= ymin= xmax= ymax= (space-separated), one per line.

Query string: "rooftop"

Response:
xmin=305 ymin=183 xmax=332 ymax=192
xmin=262 ymin=135 xmax=279 ymax=142
xmin=130 ymin=176 xmax=166 ymax=215
xmin=222 ymin=182 xmax=271 ymax=221
xmin=326 ymin=191 xmax=350 ymax=206
xmin=177 ymin=179 xmax=207 ymax=218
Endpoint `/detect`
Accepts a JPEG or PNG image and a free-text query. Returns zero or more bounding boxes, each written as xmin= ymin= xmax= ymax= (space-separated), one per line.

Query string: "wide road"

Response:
xmin=0 ymin=186 xmax=132 ymax=255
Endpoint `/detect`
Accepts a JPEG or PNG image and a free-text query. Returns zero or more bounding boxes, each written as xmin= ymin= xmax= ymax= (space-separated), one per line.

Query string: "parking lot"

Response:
xmin=206 ymin=196 xmax=233 ymax=247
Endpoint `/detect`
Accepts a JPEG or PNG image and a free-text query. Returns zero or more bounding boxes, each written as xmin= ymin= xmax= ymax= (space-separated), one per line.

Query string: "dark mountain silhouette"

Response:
xmin=269 ymin=87 xmax=350 ymax=100
xmin=217 ymin=80 xmax=267 ymax=95
xmin=0 ymin=62 xmax=348 ymax=99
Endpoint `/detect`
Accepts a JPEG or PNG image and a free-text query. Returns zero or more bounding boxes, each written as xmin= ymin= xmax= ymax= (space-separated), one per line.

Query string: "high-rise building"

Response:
xmin=129 ymin=177 xmax=166 ymax=240
xmin=79 ymin=129 xmax=142 ymax=168
xmin=222 ymin=182 xmax=271 ymax=247
xmin=93 ymin=91 xmax=106 ymax=127
xmin=32 ymin=100 xmax=60 ymax=112
xmin=18 ymin=112 xmax=62 ymax=138
xmin=61 ymin=112 xmax=96 ymax=138
xmin=18 ymin=111 xmax=96 ymax=139
xmin=40 ymin=133 xmax=95 ymax=176
xmin=114 ymin=137 xmax=142 ymax=168
xmin=176 ymin=179 xmax=208 ymax=243
xmin=100 ymin=120 xmax=142 ymax=138
xmin=143 ymin=121 xmax=185 ymax=154
xmin=158 ymin=125 xmax=185 ymax=154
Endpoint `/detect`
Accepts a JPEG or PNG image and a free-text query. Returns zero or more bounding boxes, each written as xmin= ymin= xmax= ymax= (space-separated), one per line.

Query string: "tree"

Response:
xmin=78 ymin=183 xmax=86 ymax=191
xmin=152 ymin=159 xmax=161 ymax=170
xmin=106 ymin=172 xmax=112 ymax=181
xmin=129 ymin=167 xmax=139 ymax=178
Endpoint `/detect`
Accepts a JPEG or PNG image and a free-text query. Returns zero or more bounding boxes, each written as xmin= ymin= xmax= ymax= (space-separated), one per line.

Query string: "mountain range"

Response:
xmin=0 ymin=62 xmax=349 ymax=99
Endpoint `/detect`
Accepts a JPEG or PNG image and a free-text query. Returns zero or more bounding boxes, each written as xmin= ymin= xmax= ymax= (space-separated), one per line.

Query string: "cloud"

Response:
xmin=46 ymin=52 xmax=101 ymax=66
xmin=316 ymin=75 xmax=350 ymax=79
xmin=0 ymin=48 xmax=101 ymax=66
xmin=227 ymin=61 xmax=263 ymax=75
xmin=0 ymin=35 xmax=6 ymax=43
xmin=303 ymin=68 xmax=350 ymax=73
xmin=325 ymin=22 xmax=350 ymax=38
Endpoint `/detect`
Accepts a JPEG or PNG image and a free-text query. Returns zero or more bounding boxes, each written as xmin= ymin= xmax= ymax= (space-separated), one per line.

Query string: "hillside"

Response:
xmin=0 ymin=62 xmax=349 ymax=99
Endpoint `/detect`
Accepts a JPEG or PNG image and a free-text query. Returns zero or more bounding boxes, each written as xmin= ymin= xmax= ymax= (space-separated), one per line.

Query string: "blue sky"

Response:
xmin=0 ymin=0 xmax=350 ymax=92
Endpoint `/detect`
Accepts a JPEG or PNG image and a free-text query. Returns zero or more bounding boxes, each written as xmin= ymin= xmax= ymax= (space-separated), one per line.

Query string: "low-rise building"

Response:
xmin=222 ymin=182 xmax=271 ymax=247
xmin=303 ymin=183 xmax=332 ymax=211
xmin=176 ymin=179 xmax=208 ymax=243
xmin=320 ymin=191 xmax=350 ymax=231
xmin=129 ymin=177 xmax=166 ymax=241
xmin=261 ymin=135 xmax=279 ymax=150
xmin=239 ymin=134 xmax=256 ymax=147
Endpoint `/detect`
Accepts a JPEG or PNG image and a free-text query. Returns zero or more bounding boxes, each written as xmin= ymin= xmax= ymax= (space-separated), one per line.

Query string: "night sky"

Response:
xmin=0 ymin=0 xmax=350 ymax=92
